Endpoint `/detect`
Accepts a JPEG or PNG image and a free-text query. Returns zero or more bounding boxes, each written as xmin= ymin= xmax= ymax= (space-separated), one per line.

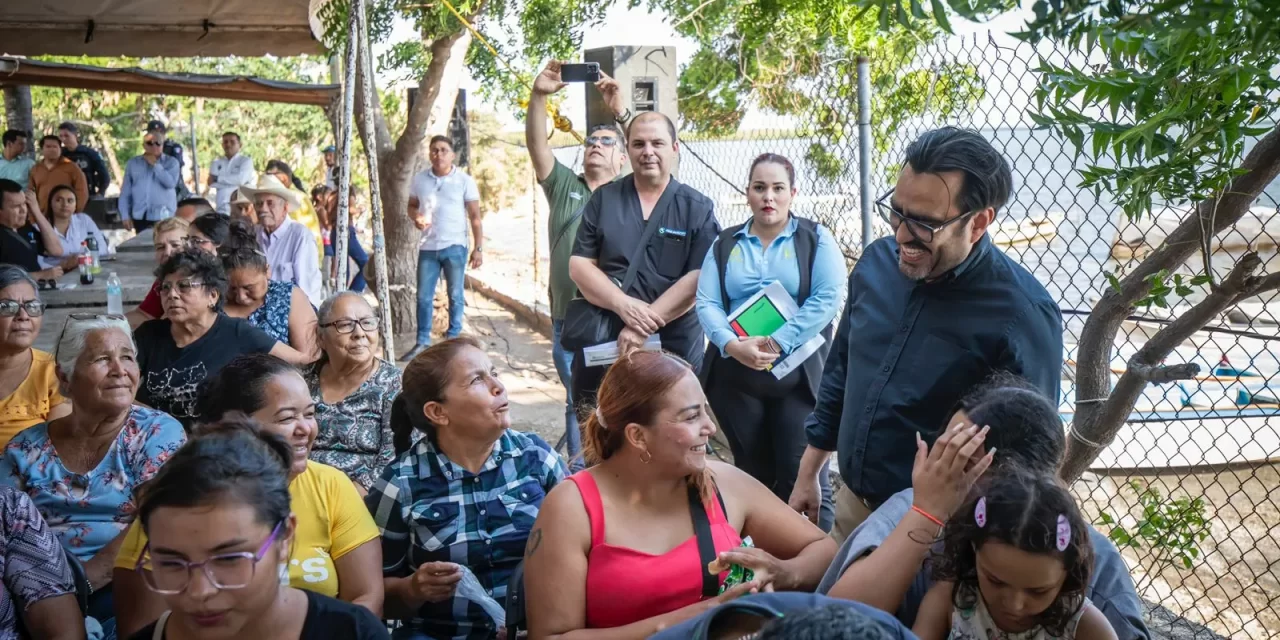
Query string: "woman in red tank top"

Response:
xmin=524 ymin=351 xmax=836 ymax=638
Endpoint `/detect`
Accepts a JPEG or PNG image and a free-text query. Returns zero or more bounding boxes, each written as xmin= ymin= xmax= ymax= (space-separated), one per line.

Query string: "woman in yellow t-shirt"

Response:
xmin=113 ymin=353 xmax=383 ymax=638
xmin=0 ymin=267 xmax=70 ymax=447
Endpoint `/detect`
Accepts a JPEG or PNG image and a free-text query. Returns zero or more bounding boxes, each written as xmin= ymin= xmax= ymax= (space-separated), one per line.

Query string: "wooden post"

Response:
xmin=355 ymin=0 xmax=394 ymax=359
xmin=334 ymin=0 xmax=360 ymax=291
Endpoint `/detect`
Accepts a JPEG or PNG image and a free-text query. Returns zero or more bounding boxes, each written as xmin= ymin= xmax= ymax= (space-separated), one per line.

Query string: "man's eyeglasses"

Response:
xmin=137 ymin=521 xmax=284 ymax=594
xmin=874 ymin=188 xmax=979 ymax=244
xmin=585 ymin=136 xmax=619 ymax=148
xmin=144 ymin=141 xmax=162 ymax=148
xmin=158 ymin=279 xmax=206 ymax=294
xmin=320 ymin=317 xmax=379 ymax=334
xmin=187 ymin=237 xmax=214 ymax=249
xmin=0 ymin=299 xmax=46 ymax=318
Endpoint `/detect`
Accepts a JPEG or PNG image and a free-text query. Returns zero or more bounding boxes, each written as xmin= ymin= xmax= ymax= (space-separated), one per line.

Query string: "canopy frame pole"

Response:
xmin=333 ymin=0 xmax=360 ymax=292
xmin=354 ymin=0 xmax=394 ymax=359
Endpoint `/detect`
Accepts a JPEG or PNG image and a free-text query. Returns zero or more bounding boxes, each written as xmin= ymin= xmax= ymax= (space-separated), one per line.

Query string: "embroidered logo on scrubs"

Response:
xmin=659 ymin=227 xmax=687 ymax=238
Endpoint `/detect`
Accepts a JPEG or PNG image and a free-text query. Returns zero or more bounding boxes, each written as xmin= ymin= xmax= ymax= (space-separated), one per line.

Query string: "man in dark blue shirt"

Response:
xmin=57 ymin=122 xmax=110 ymax=197
xmin=788 ymin=127 xmax=1063 ymax=542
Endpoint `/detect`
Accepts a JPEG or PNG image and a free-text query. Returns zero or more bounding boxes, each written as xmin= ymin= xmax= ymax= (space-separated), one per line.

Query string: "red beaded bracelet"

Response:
xmin=911 ymin=505 xmax=945 ymax=527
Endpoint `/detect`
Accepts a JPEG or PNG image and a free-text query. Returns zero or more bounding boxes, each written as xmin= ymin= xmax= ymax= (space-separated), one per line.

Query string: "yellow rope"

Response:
xmin=437 ymin=0 xmax=584 ymax=143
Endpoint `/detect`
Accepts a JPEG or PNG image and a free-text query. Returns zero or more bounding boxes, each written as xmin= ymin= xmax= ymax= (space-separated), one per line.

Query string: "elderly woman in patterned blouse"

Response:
xmin=307 ymin=292 xmax=401 ymax=494
xmin=0 ymin=486 xmax=84 ymax=638
xmin=0 ymin=314 xmax=185 ymax=627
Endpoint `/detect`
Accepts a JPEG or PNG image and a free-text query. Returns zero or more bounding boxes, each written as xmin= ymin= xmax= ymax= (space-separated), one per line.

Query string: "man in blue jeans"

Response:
xmin=526 ymin=61 xmax=629 ymax=470
xmin=402 ymin=135 xmax=484 ymax=362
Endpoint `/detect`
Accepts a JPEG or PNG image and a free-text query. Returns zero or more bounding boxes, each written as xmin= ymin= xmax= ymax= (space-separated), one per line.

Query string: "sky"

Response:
xmin=372 ymin=1 xmax=1037 ymax=133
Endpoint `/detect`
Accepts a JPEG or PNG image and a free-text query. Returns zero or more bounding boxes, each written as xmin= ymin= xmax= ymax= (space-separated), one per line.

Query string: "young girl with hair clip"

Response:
xmin=913 ymin=466 xmax=1118 ymax=640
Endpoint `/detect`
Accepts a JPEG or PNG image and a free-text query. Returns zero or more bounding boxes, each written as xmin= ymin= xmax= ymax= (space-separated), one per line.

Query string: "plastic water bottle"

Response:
xmin=106 ymin=272 xmax=123 ymax=315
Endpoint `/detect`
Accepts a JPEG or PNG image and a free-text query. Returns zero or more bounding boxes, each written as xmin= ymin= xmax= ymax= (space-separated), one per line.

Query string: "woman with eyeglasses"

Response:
xmin=0 ymin=314 xmax=185 ymax=629
xmin=264 ymin=160 xmax=323 ymax=263
xmin=218 ymin=220 xmax=319 ymax=365
xmin=125 ymin=217 xmax=191 ymax=330
xmin=187 ymin=213 xmax=230 ymax=255
xmin=123 ymin=415 xmax=388 ymax=640
xmin=694 ymin=153 xmax=847 ymax=530
xmin=0 ymin=265 xmax=70 ymax=447
xmin=113 ymin=355 xmax=384 ymax=638
xmin=306 ymin=292 xmax=400 ymax=494
xmin=37 ymin=184 xmax=112 ymax=273
xmin=132 ymin=250 xmax=292 ymax=428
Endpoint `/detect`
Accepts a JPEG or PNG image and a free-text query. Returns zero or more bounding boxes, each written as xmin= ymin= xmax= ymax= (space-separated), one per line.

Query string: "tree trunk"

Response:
xmin=3 ymin=85 xmax=34 ymax=158
xmin=95 ymin=126 xmax=125 ymax=188
xmin=1061 ymin=123 xmax=1280 ymax=481
xmin=354 ymin=30 xmax=473 ymax=337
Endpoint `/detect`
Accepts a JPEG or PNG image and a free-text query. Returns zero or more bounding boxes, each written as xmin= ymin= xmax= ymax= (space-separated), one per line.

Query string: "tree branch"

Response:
xmin=1248 ymin=271 xmax=1280 ymax=298
xmin=1061 ymin=252 xmax=1267 ymax=481
xmin=1129 ymin=363 xmax=1201 ymax=384
xmin=1067 ymin=123 xmax=1280 ymax=481
xmin=1105 ymin=123 xmax=1280 ymax=309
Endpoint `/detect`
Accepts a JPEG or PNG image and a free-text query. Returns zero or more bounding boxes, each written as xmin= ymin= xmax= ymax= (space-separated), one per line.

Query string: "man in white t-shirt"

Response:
xmin=402 ymin=135 xmax=484 ymax=361
xmin=208 ymin=132 xmax=256 ymax=214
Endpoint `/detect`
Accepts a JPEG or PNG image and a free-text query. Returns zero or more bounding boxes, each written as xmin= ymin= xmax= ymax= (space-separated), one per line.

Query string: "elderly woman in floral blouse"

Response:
xmin=0 ymin=315 xmax=185 ymax=627
xmin=307 ymin=292 xmax=400 ymax=493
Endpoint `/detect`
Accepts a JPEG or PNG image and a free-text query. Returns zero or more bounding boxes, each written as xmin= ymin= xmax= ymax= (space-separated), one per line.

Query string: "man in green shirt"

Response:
xmin=527 ymin=60 xmax=628 ymax=471
xmin=0 ymin=131 xmax=35 ymax=189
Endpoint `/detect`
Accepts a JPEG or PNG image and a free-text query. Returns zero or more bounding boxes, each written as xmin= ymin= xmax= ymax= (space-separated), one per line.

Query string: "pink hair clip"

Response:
xmin=974 ymin=497 xmax=987 ymax=527
xmin=1056 ymin=514 xmax=1071 ymax=552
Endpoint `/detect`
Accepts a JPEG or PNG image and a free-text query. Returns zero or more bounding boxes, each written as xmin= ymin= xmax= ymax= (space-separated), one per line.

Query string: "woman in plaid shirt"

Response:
xmin=366 ymin=336 xmax=567 ymax=640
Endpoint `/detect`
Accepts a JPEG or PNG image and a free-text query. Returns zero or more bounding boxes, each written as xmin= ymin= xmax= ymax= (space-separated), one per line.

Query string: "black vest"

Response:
xmin=699 ymin=216 xmax=834 ymax=400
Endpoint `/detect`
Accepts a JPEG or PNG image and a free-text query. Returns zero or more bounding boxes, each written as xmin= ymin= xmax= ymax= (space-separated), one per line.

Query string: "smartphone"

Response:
xmin=561 ymin=62 xmax=601 ymax=83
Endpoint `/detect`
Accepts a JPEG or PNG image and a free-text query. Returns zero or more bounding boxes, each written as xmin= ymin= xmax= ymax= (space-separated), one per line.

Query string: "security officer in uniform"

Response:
xmin=566 ymin=111 xmax=720 ymax=417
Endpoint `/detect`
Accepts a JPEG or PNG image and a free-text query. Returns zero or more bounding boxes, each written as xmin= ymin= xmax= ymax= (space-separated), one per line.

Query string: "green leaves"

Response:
xmin=30 ymin=55 xmax=338 ymax=191
xmin=1131 ymin=269 xmax=1212 ymax=309
xmin=1096 ymin=480 xmax=1211 ymax=574
xmin=863 ymin=0 xmax=1280 ymax=225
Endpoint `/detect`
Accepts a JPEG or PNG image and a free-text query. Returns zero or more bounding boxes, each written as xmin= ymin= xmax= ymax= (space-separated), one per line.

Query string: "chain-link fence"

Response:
xmin=667 ymin=31 xmax=1280 ymax=640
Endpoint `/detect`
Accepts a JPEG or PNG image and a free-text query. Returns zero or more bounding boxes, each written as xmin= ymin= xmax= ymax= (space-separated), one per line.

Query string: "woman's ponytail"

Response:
xmin=390 ymin=393 xmax=416 ymax=455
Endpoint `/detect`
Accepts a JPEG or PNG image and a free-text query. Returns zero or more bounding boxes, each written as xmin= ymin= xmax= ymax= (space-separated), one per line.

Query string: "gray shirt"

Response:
xmin=816 ymin=488 xmax=1150 ymax=640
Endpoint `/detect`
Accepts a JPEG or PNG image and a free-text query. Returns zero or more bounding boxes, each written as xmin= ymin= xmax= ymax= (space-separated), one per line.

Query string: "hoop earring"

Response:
xmin=640 ymin=449 xmax=652 ymax=464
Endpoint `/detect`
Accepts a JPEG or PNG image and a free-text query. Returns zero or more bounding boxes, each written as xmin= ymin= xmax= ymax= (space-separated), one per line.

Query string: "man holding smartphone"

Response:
xmin=527 ymin=60 xmax=629 ymax=470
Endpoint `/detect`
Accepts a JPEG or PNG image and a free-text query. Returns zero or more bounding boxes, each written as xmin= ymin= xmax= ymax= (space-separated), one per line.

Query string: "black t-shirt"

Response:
xmin=0 ymin=225 xmax=47 ymax=272
xmin=134 ymin=313 xmax=278 ymax=427
xmin=571 ymin=176 xmax=719 ymax=358
xmin=130 ymin=589 xmax=390 ymax=640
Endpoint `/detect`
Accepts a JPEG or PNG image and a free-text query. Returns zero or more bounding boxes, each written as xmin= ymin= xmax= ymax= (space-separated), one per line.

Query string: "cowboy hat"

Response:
xmin=230 ymin=189 xmax=252 ymax=206
xmin=239 ymin=174 xmax=301 ymax=209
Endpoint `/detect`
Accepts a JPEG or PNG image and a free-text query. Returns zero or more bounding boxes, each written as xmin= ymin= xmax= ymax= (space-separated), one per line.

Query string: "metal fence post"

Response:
xmin=857 ymin=56 xmax=873 ymax=250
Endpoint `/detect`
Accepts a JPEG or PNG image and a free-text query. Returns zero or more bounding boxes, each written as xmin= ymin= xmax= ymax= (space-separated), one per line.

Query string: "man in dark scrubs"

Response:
xmin=568 ymin=112 xmax=720 ymax=416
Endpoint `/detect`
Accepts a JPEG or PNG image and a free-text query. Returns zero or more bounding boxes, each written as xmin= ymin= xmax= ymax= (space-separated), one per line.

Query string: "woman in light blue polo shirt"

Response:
xmin=695 ymin=153 xmax=847 ymax=530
